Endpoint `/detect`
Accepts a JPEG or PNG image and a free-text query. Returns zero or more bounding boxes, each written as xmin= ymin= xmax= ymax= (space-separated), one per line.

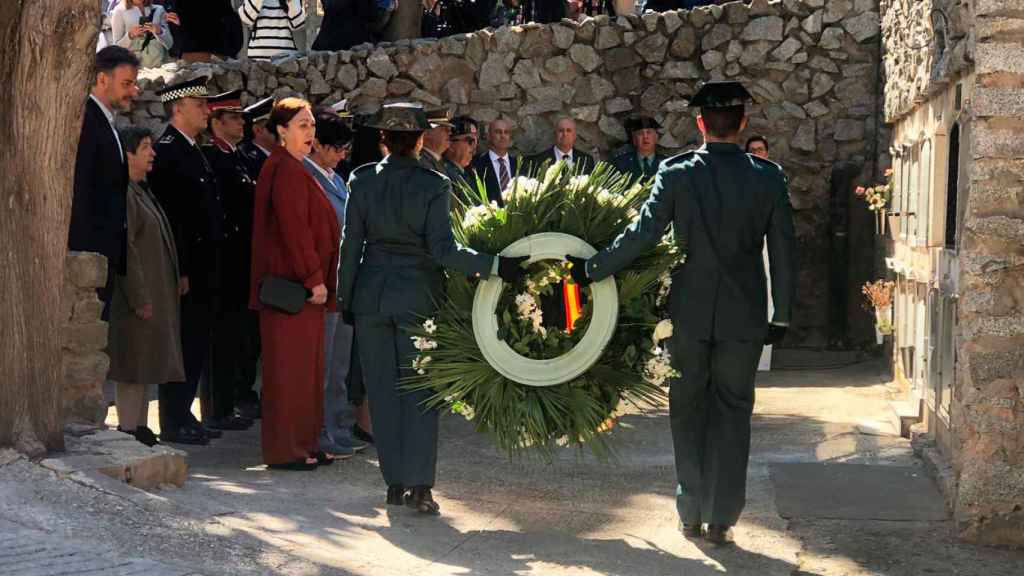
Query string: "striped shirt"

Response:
xmin=238 ymin=0 xmax=306 ymax=61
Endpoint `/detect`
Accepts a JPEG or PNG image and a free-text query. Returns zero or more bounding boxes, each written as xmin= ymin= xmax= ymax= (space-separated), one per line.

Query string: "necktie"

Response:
xmin=498 ymin=157 xmax=510 ymax=191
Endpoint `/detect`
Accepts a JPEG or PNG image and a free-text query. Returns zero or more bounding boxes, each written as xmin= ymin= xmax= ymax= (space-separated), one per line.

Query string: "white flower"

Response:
xmin=652 ymin=319 xmax=673 ymax=345
xmin=412 ymin=335 xmax=438 ymax=351
xmin=412 ymin=354 xmax=433 ymax=374
xmin=567 ymin=175 xmax=589 ymax=192
xmin=514 ymin=292 xmax=547 ymax=337
xmin=656 ymin=271 xmax=672 ymax=307
xmin=423 ymin=318 xmax=437 ymax=334
xmin=595 ymin=188 xmax=619 ymax=206
xmin=461 ymin=202 xmax=497 ymax=229
xmin=643 ymin=347 xmax=679 ymax=387
xmin=502 ymin=176 xmax=540 ymax=202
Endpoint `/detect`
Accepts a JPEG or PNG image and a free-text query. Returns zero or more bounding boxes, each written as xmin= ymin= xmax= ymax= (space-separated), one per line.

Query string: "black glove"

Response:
xmin=765 ymin=324 xmax=787 ymax=345
xmin=497 ymin=256 xmax=529 ymax=283
xmin=341 ymin=310 xmax=355 ymax=326
xmin=564 ymin=254 xmax=591 ymax=287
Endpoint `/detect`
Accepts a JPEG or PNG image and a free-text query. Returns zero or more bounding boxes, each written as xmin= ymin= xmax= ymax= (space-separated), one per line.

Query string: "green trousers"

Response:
xmin=355 ymin=313 xmax=439 ymax=488
xmin=669 ymin=336 xmax=763 ymax=526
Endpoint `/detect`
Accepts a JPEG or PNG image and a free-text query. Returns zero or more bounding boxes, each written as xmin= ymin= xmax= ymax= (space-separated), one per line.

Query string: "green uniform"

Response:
xmin=339 ymin=154 xmax=494 ymax=489
xmin=610 ymin=149 xmax=666 ymax=183
xmin=587 ymin=142 xmax=797 ymax=526
xmin=419 ymin=149 xmax=446 ymax=174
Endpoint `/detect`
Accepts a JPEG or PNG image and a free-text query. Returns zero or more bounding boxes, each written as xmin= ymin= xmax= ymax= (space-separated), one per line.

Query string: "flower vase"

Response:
xmin=874 ymin=305 xmax=891 ymax=344
xmin=879 ymin=209 xmax=887 ymax=236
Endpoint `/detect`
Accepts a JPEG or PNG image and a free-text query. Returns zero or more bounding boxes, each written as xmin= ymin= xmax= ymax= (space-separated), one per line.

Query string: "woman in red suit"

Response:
xmin=250 ymin=97 xmax=340 ymax=470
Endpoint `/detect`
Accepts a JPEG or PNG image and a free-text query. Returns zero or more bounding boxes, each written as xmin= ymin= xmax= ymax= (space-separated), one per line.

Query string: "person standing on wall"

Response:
xmin=150 ymin=75 xmax=226 ymax=446
xmin=566 ymin=81 xmax=797 ymax=546
xmin=339 ymin=103 xmax=527 ymax=514
xmin=238 ymin=0 xmax=307 ymax=61
xmin=70 ymin=46 xmax=140 ymax=320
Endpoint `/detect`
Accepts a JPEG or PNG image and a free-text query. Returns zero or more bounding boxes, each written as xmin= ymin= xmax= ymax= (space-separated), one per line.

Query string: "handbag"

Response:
xmin=258 ymin=276 xmax=309 ymax=314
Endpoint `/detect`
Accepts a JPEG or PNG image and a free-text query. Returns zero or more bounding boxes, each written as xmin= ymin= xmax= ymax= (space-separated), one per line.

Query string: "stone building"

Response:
xmin=880 ymin=0 xmax=1024 ymax=546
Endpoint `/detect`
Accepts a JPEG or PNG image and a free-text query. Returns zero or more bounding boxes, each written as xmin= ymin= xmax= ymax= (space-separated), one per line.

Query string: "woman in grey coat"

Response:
xmin=339 ymin=103 xmax=526 ymax=515
xmin=107 ymin=126 xmax=185 ymax=446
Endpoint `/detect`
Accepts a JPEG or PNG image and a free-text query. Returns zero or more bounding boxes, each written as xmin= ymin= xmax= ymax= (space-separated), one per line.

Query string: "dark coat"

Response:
xmin=202 ymin=137 xmax=256 ymax=303
xmin=312 ymin=0 xmax=392 ymax=51
xmin=339 ymin=155 xmax=493 ymax=317
xmin=611 ymin=149 xmax=667 ymax=183
xmin=527 ymin=147 xmax=597 ymax=175
xmin=163 ymin=0 xmax=241 ymax=58
xmin=470 ymin=152 xmax=523 ymax=206
xmin=587 ymin=142 xmax=798 ymax=342
xmin=69 ymin=97 xmax=128 ymax=276
xmin=239 ymin=140 xmax=270 ymax=179
xmin=149 ymin=125 xmax=225 ymax=287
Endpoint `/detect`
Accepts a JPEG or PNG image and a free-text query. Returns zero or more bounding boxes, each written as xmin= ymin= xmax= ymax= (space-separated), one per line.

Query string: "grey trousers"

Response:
xmin=322 ymin=312 xmax=356 ymax=449
xmin=669 ymin=335 xmax=763 ymax=526
xmin=355 ymin=312 xmax=439 ymax=488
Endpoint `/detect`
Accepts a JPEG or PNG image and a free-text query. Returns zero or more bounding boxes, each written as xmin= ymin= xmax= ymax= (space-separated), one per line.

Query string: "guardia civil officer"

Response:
xmin=611 ymin=115 xmax=666 ymax=184
xmin=150 ymin=75 xmax=226 ymax=445
xmin=201 ymin=90 xmax=258 ymax=431
xmin=338 ymin=103 xmax=527 ymax=515
xmin=567 ymin=81 xmax=798 ymax=545
xmin=419 ymin=108 xmax=453 ymax=174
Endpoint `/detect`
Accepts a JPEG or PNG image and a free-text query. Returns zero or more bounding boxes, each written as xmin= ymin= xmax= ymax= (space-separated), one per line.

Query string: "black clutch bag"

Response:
xmin=258 ymin=277 xmax=310 ymax=315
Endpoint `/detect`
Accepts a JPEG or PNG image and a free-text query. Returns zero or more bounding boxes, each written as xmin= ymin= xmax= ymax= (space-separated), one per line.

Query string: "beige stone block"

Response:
xmin=71 ymin=295 xmax=104 ymax=324
xmin=974 ymin=118 xmax=1024 ymax=158
xmin=65 ymin=252 xmax=108 ymax=289
xmin=972 ymin=85 xmax=1024 ymax=117
xmin=976 ymin=43 xmax=1024 ymax=75
xmin=62 ymin=321 xmax=108 ymax=353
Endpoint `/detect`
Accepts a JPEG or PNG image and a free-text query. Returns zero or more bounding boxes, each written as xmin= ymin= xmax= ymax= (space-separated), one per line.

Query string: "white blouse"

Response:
xmin=110 ymin=4 xmax=173 ymax=51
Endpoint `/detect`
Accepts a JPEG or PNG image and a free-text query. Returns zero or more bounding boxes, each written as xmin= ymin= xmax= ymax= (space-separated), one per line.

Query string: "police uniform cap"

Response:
xmin=363 ymin=102 xmax=432 ymax=132
xmin=243 ymin=96 xmax=275 ymax=124
xmin=688 ymin=81 xmax=755 ymax=108
xmin=426 ymin=107 xmax=455 ymax=129
xmin=155 ymin=74 xmax=213 ymax=103
xmin=624 ymin=115 xmax=661 ymax=134
xmin=208 ymin=89 xmax=244 ymax=114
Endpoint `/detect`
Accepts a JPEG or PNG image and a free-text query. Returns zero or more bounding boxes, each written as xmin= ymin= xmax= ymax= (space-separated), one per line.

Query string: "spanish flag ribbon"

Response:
xmin=563 ymin=280 xmax=583 ymax=334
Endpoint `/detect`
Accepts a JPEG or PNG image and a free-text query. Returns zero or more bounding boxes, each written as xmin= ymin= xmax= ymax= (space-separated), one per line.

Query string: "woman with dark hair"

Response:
xmin=107 ymin=125 xmax=184 ymax=447
xmin=339 ymin=103 xmax=527 ymax=514
xmin=250 ymin=97 xmax=341 ymax=471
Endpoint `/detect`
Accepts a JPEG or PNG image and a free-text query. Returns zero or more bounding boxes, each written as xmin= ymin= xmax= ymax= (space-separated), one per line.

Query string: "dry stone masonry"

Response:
xmin=63 ymin=252 xmax=110 ymax=425
xmin=130 ymin=0 xmax=883 ymax=347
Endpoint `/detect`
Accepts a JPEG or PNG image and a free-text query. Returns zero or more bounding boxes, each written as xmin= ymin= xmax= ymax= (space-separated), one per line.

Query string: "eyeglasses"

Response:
xmin=452 ymin=136 xmax=478 ymax=145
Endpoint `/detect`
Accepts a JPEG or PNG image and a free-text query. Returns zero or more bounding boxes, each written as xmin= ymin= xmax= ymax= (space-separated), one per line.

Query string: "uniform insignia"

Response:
xmin=159 ymin=134 xmax=175 ymax=144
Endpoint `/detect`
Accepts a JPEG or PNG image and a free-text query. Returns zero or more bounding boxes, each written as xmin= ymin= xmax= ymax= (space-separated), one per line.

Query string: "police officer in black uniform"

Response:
xmin=150 ymin=76 xmax=226 ymax=445
xmin=239 ymin=96 xmax=275 ymax=178
xmin=201 ymin=90 xmax=258 ymax=431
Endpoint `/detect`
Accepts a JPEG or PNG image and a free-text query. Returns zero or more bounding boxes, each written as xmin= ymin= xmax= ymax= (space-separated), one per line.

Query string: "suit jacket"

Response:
xmin=470 ymin=152 xmax=522 ymax=206
xmin=527 ymin=147 xmax=596 ymax=175
xmin=339 ymin=155 xmax=493 ymax=316
xmin=249 ymin=146 xmax=340 ymax=312
xmin=611 ymin=149 xmax=667 ymax=184
xmin=312 ymin=0 xmax=391 ymax=51
xmin=240 ymin=140 xmax=270 ymax=180
xmin=203 ymin=137 xmax=256 ymax=302
xmin=587 ymin=142 xmax=797 ymax=342
xmin=149 ymin=125 xmax=224 ymax=286
xmin=69 ymin=97 xmax=128 ymax=276
xmin=303 ymin=157 xmax=349 ymax=232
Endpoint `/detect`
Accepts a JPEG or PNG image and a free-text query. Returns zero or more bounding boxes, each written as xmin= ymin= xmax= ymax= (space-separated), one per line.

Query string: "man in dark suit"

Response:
xmin=568 ymin=82 xmax=797 ymax=546
xmin=471 ymin=118 xmax=521 ymax=206
xmin=239 ymin=96 xmax=275 ymax=179
xmin=201 ymin=90 xmax=257 ymax=432
xmin=527 ymin=117 xmax=596 ymax=175
xmin=150 ymin=76 xmax=226 ymax=445
xmin=611 ymin=115 xmax=667 ymax=184
xmin=70 ymin=46 xmax=140 ymax=317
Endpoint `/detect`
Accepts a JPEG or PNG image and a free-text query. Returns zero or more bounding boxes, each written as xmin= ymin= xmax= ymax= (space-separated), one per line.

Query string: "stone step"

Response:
xmin=889 ymin=398 xmax=923 ymax=438
xmin=39 ymin=429 xmax=187 ymax=490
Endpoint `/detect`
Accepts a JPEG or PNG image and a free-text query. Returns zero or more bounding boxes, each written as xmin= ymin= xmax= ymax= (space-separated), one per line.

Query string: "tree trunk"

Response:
xmin=0 ymin=0 xmax=99 ymax=455
xmin=384 ymin=0 xmax=423 ymax=41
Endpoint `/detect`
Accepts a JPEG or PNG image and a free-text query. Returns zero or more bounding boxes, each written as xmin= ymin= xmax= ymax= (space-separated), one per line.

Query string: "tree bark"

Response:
xmin=0 ymin=1 xmax=99 ymax=455
xmin=383 ymin=0 xmax=423 ymax=41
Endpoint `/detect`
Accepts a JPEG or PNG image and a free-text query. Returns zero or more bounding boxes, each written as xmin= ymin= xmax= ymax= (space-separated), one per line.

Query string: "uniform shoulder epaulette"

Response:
xmin=748 ymin=153 xmax=784 ymax=172
xmin=350 ymin=161 xmax=378 ymax=177
xmin=414 ymin=164 xmax=449 ymax=181
xmin=157 ymin=132 xmax=176 ymax=145
xmin=663 ymin=149 xmax=699 ymax=166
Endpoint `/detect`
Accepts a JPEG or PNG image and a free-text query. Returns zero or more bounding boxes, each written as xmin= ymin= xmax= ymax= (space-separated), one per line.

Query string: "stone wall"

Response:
xmin=130 ymin=0 xmax=883 ymax=346
xmin=63 ymin=252 xmax=110 ymax=425
xmin=953 ymin=0 xmax=1024 ymax=547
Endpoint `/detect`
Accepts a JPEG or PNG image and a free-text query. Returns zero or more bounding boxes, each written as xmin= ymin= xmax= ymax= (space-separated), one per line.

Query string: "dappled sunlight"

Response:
xmin=203 ymin=480 xmax=259 ymax=495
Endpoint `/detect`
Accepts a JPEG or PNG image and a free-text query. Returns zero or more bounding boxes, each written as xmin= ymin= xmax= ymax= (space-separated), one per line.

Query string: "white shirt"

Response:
xmin=90 ymin=94 xmax=123 ymax=162
xmin=306 ymin=157 xmax=334 ymax=181
xmin=553 ymin=147 xmax=574 ymax=165
xmin=170 ymin=123 xmax=197 ymax=148
xmin=488 ymin=150 xmax=511 ymax=180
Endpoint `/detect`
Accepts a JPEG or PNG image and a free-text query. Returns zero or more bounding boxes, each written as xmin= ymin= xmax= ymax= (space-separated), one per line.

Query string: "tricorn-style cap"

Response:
xmin=155 ymin=74 xmax=213 ymax=103
xmin=207 ymin=89 xmax=244 ymax=113
xmin=363 ymin=102 xmax=431 ymax=132
xmin=329 ymin=98 xmax=352 ymax=118
xmin=243 ymin=96 xmax=275 ymax=123
xmin=688 ymin=81 xmax=755 ymax=108
xmin=624 ymin=115 xmax=661 ymax=133
xmin=450 ymin=116 xmax=478 ymax=138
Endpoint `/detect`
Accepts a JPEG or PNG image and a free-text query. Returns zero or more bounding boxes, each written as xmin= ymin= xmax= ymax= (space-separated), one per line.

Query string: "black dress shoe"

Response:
xmin=705 ymin=524 xmax=734 ymax=546
xmin=133 ymin=426 xmax=160 ymax=447
xmin=161 ymin=426 xmax=209 ymax=445
xmin=205 ymin=416 xmax=251 ymax=431
xmin=386 ymin=485 xmax=406 ymax=506
xmin=352 ymin=423 xmax=374 ymax=444
xmin=267 ymin=459 xmax=318 ymax=471
xmin=679 ymin=521 xmax=702 ymax=538
xmin=405 ymin=486 xmax=440 ymax=516
xmin=236 ymin=401 xmax=261 ymax=420
xmin=192 ymin=423 xmax=222 ymax=439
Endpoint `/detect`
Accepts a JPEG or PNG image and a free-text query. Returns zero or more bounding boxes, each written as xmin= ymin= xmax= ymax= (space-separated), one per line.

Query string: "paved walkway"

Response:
xmin=4 ymin=356 xmax=1024 ymax=575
